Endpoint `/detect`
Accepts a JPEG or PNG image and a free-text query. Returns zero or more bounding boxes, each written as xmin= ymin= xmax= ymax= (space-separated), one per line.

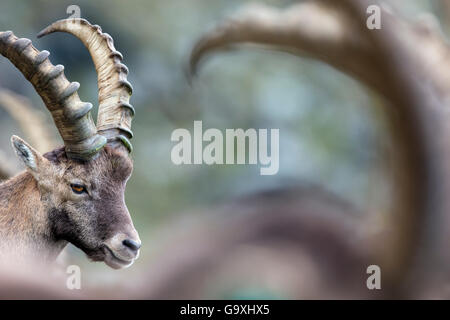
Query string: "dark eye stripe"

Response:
xmin=71 ymin=184 xmax=87 ymax=195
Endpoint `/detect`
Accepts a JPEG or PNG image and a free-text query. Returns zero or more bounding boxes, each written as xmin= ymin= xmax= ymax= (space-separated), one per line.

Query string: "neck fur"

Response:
xmin=0 ymin=172 xmax=66 ymax=263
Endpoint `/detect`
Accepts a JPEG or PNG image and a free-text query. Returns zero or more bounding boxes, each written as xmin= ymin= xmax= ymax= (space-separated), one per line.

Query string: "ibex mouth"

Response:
xmin=104 ymin=246 xmax=136 ymax=270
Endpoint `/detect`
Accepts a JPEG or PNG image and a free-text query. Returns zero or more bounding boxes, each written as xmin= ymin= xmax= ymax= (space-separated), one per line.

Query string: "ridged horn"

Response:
xmin=0 ymin=31 xmax=106 ymax=160
xmin=38 ymin=18 xmax=134 ymax=153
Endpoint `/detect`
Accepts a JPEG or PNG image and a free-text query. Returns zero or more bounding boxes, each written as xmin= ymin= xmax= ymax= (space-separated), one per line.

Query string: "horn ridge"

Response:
xmin=0 ymin=30 xmax=106 ymax=160
xmin=38 ymin=18 xmax=134 ymax=153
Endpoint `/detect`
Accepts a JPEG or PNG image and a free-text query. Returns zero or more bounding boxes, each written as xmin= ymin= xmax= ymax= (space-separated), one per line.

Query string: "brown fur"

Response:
xmin=0 ymin=144 xmax=140 ymax=268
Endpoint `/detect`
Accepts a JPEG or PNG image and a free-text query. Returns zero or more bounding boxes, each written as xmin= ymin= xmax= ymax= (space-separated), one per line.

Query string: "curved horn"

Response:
xmin=189 ymin=2 xmax=387 ymax=95
xmin=38 ymin=19 xmax=134 ymax=153
xmin=0 ymin=31 xmax=106 ymax=160
xmin=189 ymin=0 xmax=450 ymax=295
xmin=0 ymin=89 xmax=58 ymax=152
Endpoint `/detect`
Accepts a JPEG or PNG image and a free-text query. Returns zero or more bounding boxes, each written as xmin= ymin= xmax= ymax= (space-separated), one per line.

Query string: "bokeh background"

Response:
xmin=0 ymin=0 xmax=449 ymax=298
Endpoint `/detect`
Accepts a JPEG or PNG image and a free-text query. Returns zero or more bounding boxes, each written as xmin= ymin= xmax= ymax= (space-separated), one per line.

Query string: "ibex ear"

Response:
xmin=11 ymin=135 xmax=47 ymax=174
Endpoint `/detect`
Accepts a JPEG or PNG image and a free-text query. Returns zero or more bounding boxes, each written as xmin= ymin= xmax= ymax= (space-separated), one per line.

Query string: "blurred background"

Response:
xmin=0 ymin=0 xmax=449 ymax=299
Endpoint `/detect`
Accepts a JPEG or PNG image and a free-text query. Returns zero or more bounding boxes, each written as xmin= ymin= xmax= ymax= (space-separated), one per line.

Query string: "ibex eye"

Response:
xmin=71 ymin=184 xmax=87 ymax=195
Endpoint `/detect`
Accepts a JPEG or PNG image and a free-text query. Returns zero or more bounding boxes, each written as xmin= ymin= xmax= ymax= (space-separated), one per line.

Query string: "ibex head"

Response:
xmin=0 ymin=19 xmax=140 ymax=269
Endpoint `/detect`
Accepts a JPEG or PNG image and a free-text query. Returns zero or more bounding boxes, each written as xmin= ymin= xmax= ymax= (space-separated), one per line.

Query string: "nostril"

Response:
xmin=122 ymin=239 xmax=141 ymax=251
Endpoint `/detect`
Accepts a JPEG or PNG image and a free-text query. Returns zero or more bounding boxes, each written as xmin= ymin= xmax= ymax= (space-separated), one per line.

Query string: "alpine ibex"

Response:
xmin=0 ymin=19 xmax=141 ymax=269
xmin=189 ymin=0 xmax=450 ymax=295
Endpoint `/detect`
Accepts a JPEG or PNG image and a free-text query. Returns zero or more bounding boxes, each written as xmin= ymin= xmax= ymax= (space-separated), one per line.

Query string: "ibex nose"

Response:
xmin=122 ymin=238 xmax=141 ymax=252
